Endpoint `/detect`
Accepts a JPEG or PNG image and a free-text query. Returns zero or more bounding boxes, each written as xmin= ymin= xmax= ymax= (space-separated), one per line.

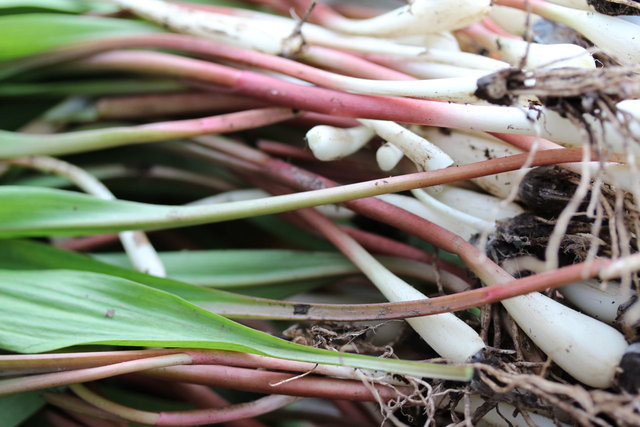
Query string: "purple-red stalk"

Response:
xmin=141 ymin=365 xmax=410 ymax=401
xmin=120 ymin=376 xmax=266 ymax=427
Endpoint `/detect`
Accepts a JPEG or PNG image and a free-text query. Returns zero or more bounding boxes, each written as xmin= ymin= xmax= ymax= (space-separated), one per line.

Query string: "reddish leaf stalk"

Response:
xmin=244 ymin=175 xmax=472 ymax=288
xmin=73 ymin=49 xmax=575 ymax=139
xmin=93 ymin=92 xmax=265 ymax=120
xmin=43 ymin=393 xmax=128 ymax=423
xmin=141 ymin=365 xmax=411 ymax=401
xmin=120 ymin=377 xmax=267 ymax=427
xmin=0 ymin=354 xmax=192 ymax=396
xmin=41 ymin=410 xmax=87 ymax=427
xmin=69 ymin=383 xmax=299 ymax=426
xmin=207 ymin=139 xmax=588 ymax=284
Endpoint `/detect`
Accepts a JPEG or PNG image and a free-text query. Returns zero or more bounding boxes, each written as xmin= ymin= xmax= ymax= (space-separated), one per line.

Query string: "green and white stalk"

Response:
xmin=7 ymin=156 xmax=166 ymax=277
xmin=192 ymin=188 xmax=355 ymax=220
xmin=306 ymin=124 xmax=375 ymax=161
xmin=299 ymin=209 xmax=485 ymax=362
xmin=318 ymin=0 xmax=491 ymax=37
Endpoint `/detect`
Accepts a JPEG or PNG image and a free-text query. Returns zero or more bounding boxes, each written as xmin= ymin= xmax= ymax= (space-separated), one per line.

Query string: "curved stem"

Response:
xmin=70 ymin=382 xmax=300 ymax=426
xmin=0 ymin=354 xmax=192 ymax=396
xmin=0 ymin=107 xmax=295 ymax=158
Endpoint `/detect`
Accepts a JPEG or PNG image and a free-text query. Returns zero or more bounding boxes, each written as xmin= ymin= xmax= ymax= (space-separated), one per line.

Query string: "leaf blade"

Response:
xmin=0 ymin=269 xmax=472 ymax=380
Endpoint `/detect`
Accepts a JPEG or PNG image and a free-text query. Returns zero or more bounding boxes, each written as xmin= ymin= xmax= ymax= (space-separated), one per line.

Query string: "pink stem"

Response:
xmin=0 ymin=354 xmax=193 ymax=396
xmin=121 ymin=377 xmax=266 ymax=427
xmin=142 ymin=365 xmax=410 ymax=401
xmin=291 ymin=112 xmax=359 ymax=128
xmin=299 ymin=45 xmax=414 ymax=80
xmin=43 ymin=393 xmax=128 ymax=424
xmin=156 ymin=394 xmax=299 ymax=426
xmin=94 ymin=92 xmax=265 ymax=120
xmin=72 ymin=49 xmax=526 ymax=132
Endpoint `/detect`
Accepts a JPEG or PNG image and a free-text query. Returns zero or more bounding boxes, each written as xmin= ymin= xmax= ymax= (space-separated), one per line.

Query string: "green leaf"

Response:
xmin=0 ymin=13 xmax=160 ymax=60
xmin=0 ymin=391 xmax=44 ymax=427
xmin=0 ymin=269 xmax=472 ymax=380
xmin=0 ymin=0 xmax=117 ymax=14
xmin=94 ymin=250 xmax=366 ymax=288
xmin=0 ymin=239 xmax=304 ymax=318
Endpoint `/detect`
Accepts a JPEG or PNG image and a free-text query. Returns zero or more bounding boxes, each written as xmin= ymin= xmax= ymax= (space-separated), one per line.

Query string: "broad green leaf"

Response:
xmin=0 ymin=391 xmax=44 ymax=427
xmin=0 ymin=14 xmax=160 ymax=60
xmin=0 ymin=0 xmax=117 ymax=14
xmin=0 ymin=239 xmax=307 ymax=318
xmin=0 ymin=269 xmax=472 ymax=380
xmin=94 ymin=250 xmax=367 ymax=288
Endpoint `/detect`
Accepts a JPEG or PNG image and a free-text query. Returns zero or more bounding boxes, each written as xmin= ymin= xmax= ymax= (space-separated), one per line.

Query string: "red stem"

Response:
xmin=42 ymin=410 xmax=86 ymax=427
xmin=142 ymin=365 xmax=410 ymax=401
xmin=94 ymin=92 xmax=265 ymax=120
xmin=121 ymin=376 xmax=266 ymax=427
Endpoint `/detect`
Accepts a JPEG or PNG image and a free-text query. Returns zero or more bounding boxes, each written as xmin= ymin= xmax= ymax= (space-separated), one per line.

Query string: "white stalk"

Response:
xmin=327 ymin=74 xmax=484 ymax=103
xmin=376 ymin=142 xmax=404 ymax=171
xmin=500 ymin=289 xmax=627 ymax=387
xmin=306 ymin=125 xmax=375 ymax=161
xmin=392 ymin=31 xmax=461 ymax=51
xmin=369 ymin=58 xmax=489 ymax=79
xmin=465 ymin=25 xmax=595 ymax=69
xmin=416 ymin=127 xmax=525 ymax=199
xmin=107 ymin=0 xmax=290 ymax=54
xmin=489 ymin=5 xmax=544 ymax=37
xmin=560 ymin=280 xmax=633 ymax=324
xmin=546 ymin=0 xmax=591 ymax=9
xmin=358 ymin=120 xmax=454 ymax=171
xmin=381 ymin=191 xmax=629 ymax=386
xmin=330 ymin=226 xmax=485 ymax=362
xmin=411 ymin=188 xmax=495 ymax=237
xmin=430 ymin=185 xmax=525 ymax=220
xmin=8 ymin=156 xmax=166 ymax=277
xmin=320 ymin=0 xmax=491 ymax=37
xmin=108 ymin=0 xmax=507 ymax=72
xmin=377 ymin=193 xmax=483 ymax=241
xmin=522 ymin=0 xmax=640 ymax=66
xmin=191 ymin=188 xmax=355 ymax=219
